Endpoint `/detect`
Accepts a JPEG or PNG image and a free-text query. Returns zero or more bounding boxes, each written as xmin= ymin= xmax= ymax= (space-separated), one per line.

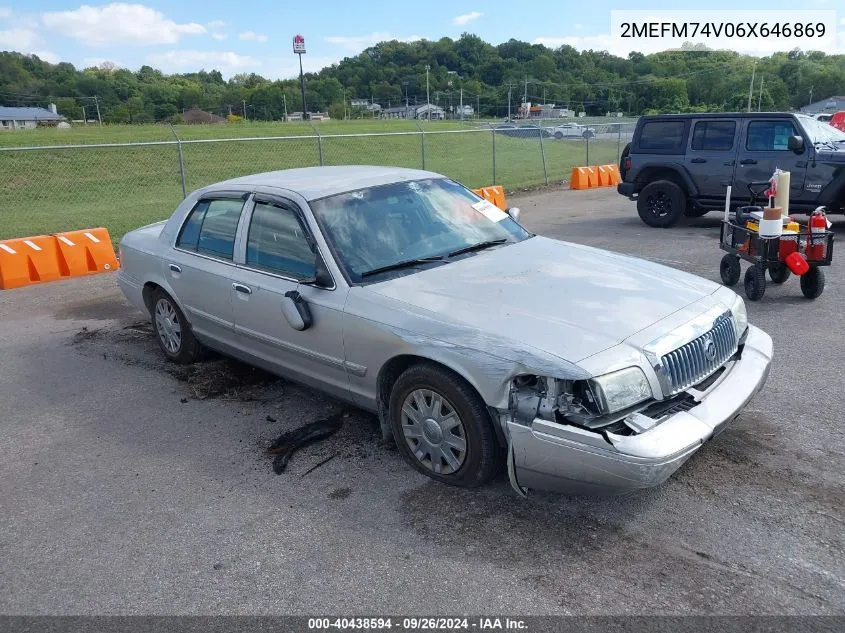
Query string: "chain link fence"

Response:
xmin=0 ymin=121 xmax=635 ymax=242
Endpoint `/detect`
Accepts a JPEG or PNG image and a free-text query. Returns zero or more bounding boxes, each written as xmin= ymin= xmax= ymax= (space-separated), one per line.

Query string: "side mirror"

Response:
xmin=787 ymin=135 xmax=804 ymax=153
xmin=507 ymin=207 xmax=521 ymax=222
xmin=281 ymin=290 xmax=313 ymax=331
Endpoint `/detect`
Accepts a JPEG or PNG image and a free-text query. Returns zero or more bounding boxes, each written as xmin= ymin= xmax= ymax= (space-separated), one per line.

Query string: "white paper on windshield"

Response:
xmin=472 ymin=199 xmax=508 ymax=222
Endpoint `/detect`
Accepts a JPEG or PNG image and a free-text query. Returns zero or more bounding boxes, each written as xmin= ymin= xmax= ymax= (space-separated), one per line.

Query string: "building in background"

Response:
xmin=0 ymin=104 xmax=65 ymax=129
xmin=801 ymin=96 xmax=845 ymax=115
xmin=415 ymin=104 xmax=445 ymax=120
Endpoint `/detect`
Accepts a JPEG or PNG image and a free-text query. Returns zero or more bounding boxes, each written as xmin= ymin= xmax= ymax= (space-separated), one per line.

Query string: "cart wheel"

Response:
xmin=720 ymin=254 xmax=741 ymax=286
xmin=800 ymin=267 xmax=825 ymax=299
xmin=768 ymin=263 xmax=791 ymax=284
xmin=744 ymin=265 xmax=766 ymax=301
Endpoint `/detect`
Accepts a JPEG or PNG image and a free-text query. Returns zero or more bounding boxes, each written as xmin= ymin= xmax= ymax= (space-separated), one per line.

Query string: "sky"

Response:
xmin=0 ymin=1 xmax=843 ymax=79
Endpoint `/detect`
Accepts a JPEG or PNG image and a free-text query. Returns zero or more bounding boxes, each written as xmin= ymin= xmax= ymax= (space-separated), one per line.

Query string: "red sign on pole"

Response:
xmin=293 ymin=34 xmax=306 ymax=54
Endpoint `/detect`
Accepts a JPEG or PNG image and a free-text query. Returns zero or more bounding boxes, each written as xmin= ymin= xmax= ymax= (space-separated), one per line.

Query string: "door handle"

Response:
xmin=691 ymin=158 xmax=706 ymax=163
xmin=740 ymin=159 xmax=757 ymax=165
xmin=168 ymin=263 xmax=181 ymax=273
xmin=232 ymin=283 xmax=252 ymax=295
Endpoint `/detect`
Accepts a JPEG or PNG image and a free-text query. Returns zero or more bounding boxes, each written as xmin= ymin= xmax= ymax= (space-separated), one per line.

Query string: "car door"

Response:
xmin=734 ymin=118 xmax=808 ymax=205
xmin=684 ymin=119 xmax=739 ymax=202
xmin=230 ymin=195 xmax=351 ymax=402
xmin=166 ymin=194 xmax=248 ymax=343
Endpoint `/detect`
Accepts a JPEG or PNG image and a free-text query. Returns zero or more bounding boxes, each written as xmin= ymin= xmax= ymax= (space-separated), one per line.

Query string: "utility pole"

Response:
xmin=81 ymin=105 xmax=86 ymax=125
xmin=808 ymin=86 xmax=814 ymax=106
xmin=505 ymin=82 xmax=517 ymax=120
xmin=243 ymin=99 xmax=247 ymax=121
xmin=476 ymin=94 xmax=480 ymax=119
xmin=747 ymin=62 xmax=756 ymax=113
xmin=523 ymin=75 xmax=528 ymax=108
xmin=283 ymin=93 xmax=288 ymax=121
xmin=93 ymin=95 xmax=102 ymax=125
xmin=758 ymin=76 xmax=764 ymax=112
xmin=425 ymin=65 xmax=431 ymax=121
xmin=460 ymin=87 xmax=463 ymax=120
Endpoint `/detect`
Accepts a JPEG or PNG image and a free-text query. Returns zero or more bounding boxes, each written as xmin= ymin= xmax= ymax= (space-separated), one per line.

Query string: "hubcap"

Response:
xmin=154 ymin=298 xmax=182 ymax=354
xmin=401 ymin=389 xmax=467 ymax=475
xmin=647 ymin=191 xmax=671 ymax=217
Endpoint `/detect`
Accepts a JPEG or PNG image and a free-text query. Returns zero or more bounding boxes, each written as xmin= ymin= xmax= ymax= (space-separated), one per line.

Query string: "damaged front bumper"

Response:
xmin=506 ymin=325 xmax=773 ymax=495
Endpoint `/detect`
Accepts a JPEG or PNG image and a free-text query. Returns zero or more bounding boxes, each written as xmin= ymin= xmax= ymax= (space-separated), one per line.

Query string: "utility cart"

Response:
xmin=719 ymin=182 xmax=835 ymax=301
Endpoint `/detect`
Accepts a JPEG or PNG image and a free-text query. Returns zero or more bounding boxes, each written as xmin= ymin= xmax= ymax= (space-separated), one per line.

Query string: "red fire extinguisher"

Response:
xmin=807 ymin=207 xmax=828 ymax=261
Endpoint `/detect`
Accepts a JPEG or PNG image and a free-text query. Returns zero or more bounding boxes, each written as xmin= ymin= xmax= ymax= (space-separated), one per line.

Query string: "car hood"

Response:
xmin=365 ymin=236 xmax=721 ymax=363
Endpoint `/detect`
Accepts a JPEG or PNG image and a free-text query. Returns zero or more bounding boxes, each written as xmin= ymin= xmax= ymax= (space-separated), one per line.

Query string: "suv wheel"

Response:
xmin=637 ymin=180 xmax=687 ymax=228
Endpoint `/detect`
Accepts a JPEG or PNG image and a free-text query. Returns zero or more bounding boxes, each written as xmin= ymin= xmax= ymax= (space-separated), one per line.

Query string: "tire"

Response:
xmin=619 ymin=143 xmax=631 ymax=179
xmin=744 ymin=265 xmax=766 ymax=302
xmin=800 ymin=267 xmax=825 ymax=299
xmin=554 ymin=131 xmax=563 ymax=140
xmin=150 ymin=288 xmax=205 ymax=364
xmin=637 ymin=180 xmax=686 ymax=228
xmin=768 ymin=263 xmax=791 ymax=284
xmin=388 ymin=363 xmax=500 ymax=488
xmin=720 ymin=254 xmax=741 ymax=286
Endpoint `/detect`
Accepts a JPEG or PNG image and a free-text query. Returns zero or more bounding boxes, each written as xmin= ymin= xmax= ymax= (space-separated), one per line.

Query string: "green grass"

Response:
xmin=0 ymin=120 xmax=621 ymax=243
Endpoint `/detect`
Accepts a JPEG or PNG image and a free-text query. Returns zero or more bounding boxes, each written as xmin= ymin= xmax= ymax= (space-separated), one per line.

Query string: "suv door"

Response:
xmin=230 ymin=195 xmax=351 ymax=401
xmin=167 ymin=194 xmax=248 ymax=342
xmin=684 ymin=119 xmax=739 ymax=202
xmin=735 ymin=118 xmax=808 ymax=205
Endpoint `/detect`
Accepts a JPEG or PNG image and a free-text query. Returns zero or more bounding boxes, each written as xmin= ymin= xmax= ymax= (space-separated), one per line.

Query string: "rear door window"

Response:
xmin=691 ymin=120 xmax=736 ymax=151
xmin=637 ymin=120 xmax=687 ymax=153
xmin=177 ymin=198 xmax=245 ymax=260
xmin=746 ymin=120 xmax=799 ymax=151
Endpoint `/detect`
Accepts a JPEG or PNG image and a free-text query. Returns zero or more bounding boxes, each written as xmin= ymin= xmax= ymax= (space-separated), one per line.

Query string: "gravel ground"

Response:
xmin=0 ymin=186 xmax=843 ymax=615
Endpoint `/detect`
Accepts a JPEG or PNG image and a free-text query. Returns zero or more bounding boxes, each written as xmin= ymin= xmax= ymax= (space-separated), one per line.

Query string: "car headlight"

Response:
xmin=730 ymin=294 xmax=748 ymax=342
xmin=589 ymin=367 xmax=653 ymax=415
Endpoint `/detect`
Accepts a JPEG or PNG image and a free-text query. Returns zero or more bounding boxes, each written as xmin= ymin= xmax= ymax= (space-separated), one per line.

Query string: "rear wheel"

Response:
xmin=389 ymin=363 xmax=500 ymax=488
xmin=554 ymin=131 xmax=563 ymax=140
xmin=744 ymin=265 xmax=766 ymax=301
xmin=637 ymin=180 xmax=686 ymax=228
xmin=768 ymin=263 xmax=791 ymax=284
xmin=150 ymin=288 xmax=205 ymax=364
xmin=720 ymin=254 xmax=741 ymax=286
xmin=800 ymin=267 xmax=825 ymax=299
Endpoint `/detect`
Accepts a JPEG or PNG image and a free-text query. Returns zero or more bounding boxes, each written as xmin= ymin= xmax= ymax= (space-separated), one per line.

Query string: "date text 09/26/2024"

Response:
xmin=308 ymin=618 xmax=527 ymax=630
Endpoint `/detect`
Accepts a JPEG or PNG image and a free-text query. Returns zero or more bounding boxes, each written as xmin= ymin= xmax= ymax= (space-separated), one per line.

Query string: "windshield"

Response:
xmin=799 ymin=115 xmax=845 ymax=145
xmin=310 ymin=178 xmax=530 ymax=283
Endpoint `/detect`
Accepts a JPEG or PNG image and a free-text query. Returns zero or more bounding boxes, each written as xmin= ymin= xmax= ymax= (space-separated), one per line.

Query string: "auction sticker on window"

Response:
xmin=473 ymin=199 xmax=508 ymax=222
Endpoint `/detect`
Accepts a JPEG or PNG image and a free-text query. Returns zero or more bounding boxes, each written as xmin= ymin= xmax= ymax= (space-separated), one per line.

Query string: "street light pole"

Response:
xmin=293 ymin=34 xmax=308 ymax=120
xmin=425 ymin=65 xmax=431 ymax=121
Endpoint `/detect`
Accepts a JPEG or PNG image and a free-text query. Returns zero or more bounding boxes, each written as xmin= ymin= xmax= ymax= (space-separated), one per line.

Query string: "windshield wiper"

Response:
xmin=360 ymin=256 xmax=444 ymax=278
xmin=447 ymin=238 xmax=509 ymax=258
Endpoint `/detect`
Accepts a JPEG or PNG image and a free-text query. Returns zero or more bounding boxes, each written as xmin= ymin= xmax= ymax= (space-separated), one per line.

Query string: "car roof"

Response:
xmin=639 ymin=112 xmax=807 ymax=121
xmin=211 ymin=165 xmax=445 ymax=201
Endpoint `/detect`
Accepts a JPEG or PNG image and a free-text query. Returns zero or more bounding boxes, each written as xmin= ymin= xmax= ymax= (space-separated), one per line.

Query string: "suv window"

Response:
xmin=177 ymin=198 xmax=245 ymax=260
xmin=746 ymin=120 xmax=799 ymax=151
xmin=691 ymin=120 xmax=736 ymax=151
xmin=246 ymin=201 xmax=315 ymax=279
xmin=638 ymin=121 xmax=687 ymax=153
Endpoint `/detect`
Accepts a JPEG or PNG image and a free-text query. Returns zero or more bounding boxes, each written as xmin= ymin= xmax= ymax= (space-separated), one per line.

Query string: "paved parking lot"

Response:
xmin=1 ymin=186 xmax=843 ymax=615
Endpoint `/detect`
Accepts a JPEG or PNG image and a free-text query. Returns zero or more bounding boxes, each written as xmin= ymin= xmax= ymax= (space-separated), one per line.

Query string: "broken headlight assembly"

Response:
xmin=730 ymin=294 xmax=748 ymax=343
xmin=509 ymin=367 xmax=653 ymax=427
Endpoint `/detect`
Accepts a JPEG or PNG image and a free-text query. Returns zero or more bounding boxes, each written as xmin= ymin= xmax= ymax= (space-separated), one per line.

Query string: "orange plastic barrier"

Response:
xmin=570 ymin=166 xmax=598 ymax=190
xmin=472 ymin=185 xmax=508 ymax=210
xmin=54 ymin=228 xmax=119 ymax=277
xmin=571 ymin=164 xmax=621 ymax=189
xmin=0 ymin=227 xmax=119 ymax=290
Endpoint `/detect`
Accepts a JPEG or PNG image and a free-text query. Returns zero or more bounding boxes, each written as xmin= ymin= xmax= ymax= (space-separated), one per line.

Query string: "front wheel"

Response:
xmin=554 ymin=131 xmax=563 ymax=139
xmin=720 ymin=254 xmax=741 ymax=286
xmin=800 ymin=267 xmax=825 ymax=299
xmin=744 ymin=265 xmax=766 ymax=301
xmin=389 ymin=363 xmax=500 ymax=488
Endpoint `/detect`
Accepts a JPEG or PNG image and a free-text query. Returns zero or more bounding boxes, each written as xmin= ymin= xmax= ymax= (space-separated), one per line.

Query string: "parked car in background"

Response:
xmin=118 ymin=166 xmax=772 ymax=495
xmin=493 ymin=123 xmax=552 ymax=139
xmin=618 ymin=112 xmax=845 ymax=227
xmin=551 ymin=123 xmax=596 ymax=139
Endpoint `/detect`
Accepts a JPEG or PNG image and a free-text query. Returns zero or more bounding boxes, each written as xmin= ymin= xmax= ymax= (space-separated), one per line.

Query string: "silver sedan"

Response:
xmin=117 ymin=166 xmax=773 ymax=494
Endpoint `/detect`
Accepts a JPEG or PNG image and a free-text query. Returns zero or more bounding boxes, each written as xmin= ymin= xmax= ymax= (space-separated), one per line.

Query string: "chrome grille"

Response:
xmin=660 ymin=313 xmax=737 ymax=396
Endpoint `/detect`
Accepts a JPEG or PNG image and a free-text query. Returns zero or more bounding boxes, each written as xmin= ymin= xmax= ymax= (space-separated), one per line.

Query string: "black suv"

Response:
xmin=618 ymin=112 xmax=845 ymax=227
